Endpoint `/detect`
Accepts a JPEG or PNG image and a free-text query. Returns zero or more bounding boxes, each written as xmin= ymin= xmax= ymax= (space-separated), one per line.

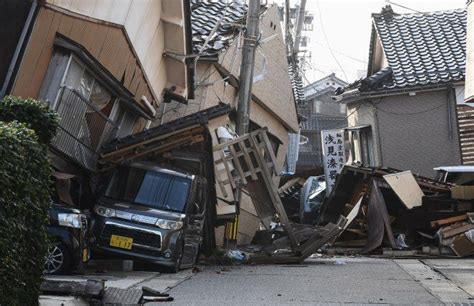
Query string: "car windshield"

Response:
xmin=105 ymin=166 xmax=191 ymax=213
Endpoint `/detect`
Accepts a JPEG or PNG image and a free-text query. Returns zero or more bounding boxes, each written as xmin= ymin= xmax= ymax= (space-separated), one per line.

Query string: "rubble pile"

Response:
xmin=317 ymin=165 xmax=474 ymax=257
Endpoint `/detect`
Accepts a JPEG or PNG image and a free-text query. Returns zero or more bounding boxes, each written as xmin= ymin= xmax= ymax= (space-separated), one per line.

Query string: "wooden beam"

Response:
xmin=430 ymin=214 xmax=468 ymax=228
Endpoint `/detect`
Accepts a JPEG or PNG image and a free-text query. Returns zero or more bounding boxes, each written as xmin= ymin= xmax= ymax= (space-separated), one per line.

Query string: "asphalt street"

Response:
xmin=166 ymin=257 xmax=474 ymax=305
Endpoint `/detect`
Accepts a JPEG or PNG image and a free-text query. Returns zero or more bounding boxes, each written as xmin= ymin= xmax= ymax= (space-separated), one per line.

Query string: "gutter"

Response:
xmin=0 ymin=0 xmax=38 ymax=98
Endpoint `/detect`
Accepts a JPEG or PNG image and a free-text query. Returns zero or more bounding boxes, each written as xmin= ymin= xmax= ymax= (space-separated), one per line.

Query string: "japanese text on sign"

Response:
xmin=321 ymin=129 xmax=346 ymax=194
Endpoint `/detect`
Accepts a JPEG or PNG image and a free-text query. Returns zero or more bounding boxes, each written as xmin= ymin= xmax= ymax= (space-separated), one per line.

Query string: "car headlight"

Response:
xmin=94 ymin=205 xmax=116 ymax=218
xmin=156 ymin=219 xmax=183 ymax=230
xmin=58 ymin=213 xmax=82 ymax=229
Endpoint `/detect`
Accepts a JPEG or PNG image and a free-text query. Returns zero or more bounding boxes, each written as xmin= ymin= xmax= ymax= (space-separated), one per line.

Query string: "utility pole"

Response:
xmin=225 ymin=0 xmax=260 ymax=247
xmin=292 ymin=0 xmax=307 ymax=55
xmin=236 ymin=0 xmax=260 ymax=135
xmin=284 ymin=0 xmax=292 ymax=54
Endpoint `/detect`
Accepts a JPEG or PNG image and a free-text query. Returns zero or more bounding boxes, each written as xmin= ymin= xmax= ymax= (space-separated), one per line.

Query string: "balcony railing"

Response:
xmin=51 ymin=86 xmax=119 ymax=170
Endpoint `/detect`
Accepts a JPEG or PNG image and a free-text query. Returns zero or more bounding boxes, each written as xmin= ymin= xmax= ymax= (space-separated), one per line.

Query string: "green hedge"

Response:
xmin=0 ymin=96 xmax=57 ymax=305
xmin=0 ymin=95 xmax=58 ymax=144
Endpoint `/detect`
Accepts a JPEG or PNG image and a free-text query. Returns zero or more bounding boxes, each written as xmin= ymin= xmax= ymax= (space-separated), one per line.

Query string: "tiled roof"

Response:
xmin=190 ymin=0 xmax=247 ymax=55
xmin=289 ymin=63 xmax=304 ymax=105
xmin=373 ymin=6 xmax=466 ymax=90
xmin=338 ymin=6 xmax=467 ymax=95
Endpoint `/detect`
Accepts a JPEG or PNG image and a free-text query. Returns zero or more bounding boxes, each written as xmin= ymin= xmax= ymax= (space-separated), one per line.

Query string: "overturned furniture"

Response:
xmin=213 ymin=128 xmax=343 ymax=263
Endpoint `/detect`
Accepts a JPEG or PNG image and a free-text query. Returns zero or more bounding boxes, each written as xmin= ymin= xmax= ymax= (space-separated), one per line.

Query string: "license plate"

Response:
xmin=110 ymin=235 xmax=133 ymax=250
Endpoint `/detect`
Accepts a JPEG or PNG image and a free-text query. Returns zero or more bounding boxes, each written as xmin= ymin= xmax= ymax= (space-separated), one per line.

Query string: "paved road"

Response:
xmin=167 ymin=257 xmax=474 ymax=305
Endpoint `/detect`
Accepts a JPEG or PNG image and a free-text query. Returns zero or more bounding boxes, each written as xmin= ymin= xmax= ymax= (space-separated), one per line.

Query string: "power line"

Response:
xmin=312 ymin=41 xmax=368 ymax=64
xmin=315 ymin=0 xmax=349 ymax=82
xmin=369 ymin=100 xmax=446 ymax=115
xmin=386 ymin=0 xmax=426 ymax=15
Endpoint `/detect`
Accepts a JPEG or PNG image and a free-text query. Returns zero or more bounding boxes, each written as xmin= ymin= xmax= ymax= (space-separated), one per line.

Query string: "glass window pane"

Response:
xmin=167 ymin=179 xmax=191 ymax=212
xmin=80 ymin=70 xmax=94 ymax=98
xmin=106 ymin=167 xmax=191 ymax=213
xmin=89 ymin=81 xmax=112 ymax=114
xmin=64 ymin=59 xmax=83 ymax=89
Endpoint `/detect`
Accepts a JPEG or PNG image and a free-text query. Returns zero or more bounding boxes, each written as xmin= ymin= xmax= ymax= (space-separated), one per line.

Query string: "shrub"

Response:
xmin=0 ymin=120 xmax=53 ymax=305
xmin=0 ymin=96 xmax=58 ymax=144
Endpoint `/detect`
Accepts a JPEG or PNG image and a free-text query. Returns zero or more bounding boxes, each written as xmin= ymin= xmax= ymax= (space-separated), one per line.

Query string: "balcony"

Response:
xmin=51 ymin=86 xmax=119 ymax=170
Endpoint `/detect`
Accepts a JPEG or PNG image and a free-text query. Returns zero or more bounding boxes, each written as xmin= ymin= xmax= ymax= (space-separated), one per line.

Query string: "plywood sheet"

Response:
xmin=383 ymin=171 xmax=424 ymax=209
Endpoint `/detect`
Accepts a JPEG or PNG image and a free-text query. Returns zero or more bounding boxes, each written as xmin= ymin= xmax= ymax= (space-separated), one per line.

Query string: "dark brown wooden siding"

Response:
xmin=11 ymin=5 xmax=155 ymax=108
xmin=457 ymin=105 xmax=474 ymax=165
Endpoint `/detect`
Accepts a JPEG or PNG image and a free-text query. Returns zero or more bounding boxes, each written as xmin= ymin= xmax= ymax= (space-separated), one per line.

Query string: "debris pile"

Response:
xmin=316 ymin=165 xmax=474 ymax=257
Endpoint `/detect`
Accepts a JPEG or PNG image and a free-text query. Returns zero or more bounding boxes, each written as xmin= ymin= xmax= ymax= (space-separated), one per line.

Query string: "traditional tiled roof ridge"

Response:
xmin=336 ymin=5 xmax=467 ymax=98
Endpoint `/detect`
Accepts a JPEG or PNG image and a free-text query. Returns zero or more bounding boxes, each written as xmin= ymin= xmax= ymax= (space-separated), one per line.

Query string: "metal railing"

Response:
xmin=51 ymin=86 xmax=118 ymax=170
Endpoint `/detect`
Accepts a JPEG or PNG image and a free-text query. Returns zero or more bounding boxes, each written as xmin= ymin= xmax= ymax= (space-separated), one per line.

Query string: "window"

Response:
xmin=313 ymin=100 xmax=322 ymax=113
xmin=340 ymin=104 xmax=346 ymax=115
xmin=347 ymin=126 xmax=374 ymax=166
xmin=106 ymin=166 xmax=191 ymax=213
xmin=40 ymin=51 xmax=138 ymax=169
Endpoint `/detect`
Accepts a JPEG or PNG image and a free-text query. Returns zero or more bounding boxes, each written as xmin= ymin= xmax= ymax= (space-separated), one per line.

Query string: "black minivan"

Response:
xmin=45 ymin=203 xmax=89 ymax=274
xmin=92 ymin=162 xmax=207 ymax=271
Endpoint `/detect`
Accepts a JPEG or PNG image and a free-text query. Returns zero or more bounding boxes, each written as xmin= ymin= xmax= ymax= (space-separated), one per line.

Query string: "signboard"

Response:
xmin=321 ymin=129 xmax=346 ymax=194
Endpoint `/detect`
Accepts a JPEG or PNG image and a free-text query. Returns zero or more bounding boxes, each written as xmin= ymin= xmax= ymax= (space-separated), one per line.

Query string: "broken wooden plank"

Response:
xmin=299 ymin=223 xmax=343 ymax=259
xmin=100 ymin=125 xmax=203 ymax=159
xmin=238 ymin=141 xmax=258 ymax=180
xmin=278 ymin=177 xmax=305 ymax=195
xmin=219 ymin=150 xmax=236 ymax=189
xmin=228 ymin=144 xmax=247 ymax=185
xmin=430 ymin=214 xmax=468 ymax=228
xmin=440 ymin=223 xmax=474 ymax=239
xmin=259 ymin=131 xmax=280 ymax=175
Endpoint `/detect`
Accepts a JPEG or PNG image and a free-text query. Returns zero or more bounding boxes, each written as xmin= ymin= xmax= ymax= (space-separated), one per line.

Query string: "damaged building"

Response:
xmin=334 ymin=6 xmax=468 ymax=177
xmin=0 ymin=0 xmax=194 ymax=181
xmin=156 ymin=1 xmax=300 ymax=245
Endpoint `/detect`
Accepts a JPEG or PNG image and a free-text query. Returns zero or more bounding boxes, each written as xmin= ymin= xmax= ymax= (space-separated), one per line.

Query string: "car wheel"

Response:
xmin=44 ymin=242 xmax=71 ymax=275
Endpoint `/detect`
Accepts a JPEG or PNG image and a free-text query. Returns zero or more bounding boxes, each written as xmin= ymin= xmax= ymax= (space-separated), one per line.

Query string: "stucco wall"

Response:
xmin=346 ymin=100 xmax=382 ymax=166
xmin=371 ymin=90 xmax=461 ymax=177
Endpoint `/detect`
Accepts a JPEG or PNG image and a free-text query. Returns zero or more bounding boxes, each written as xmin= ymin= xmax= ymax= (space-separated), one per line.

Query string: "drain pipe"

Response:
xmin=0 ymin=0 xmax=38 ymax=98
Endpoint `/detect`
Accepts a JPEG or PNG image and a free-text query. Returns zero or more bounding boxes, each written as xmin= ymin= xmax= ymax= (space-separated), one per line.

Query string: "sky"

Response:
xmin=269 ymin=0 xmax=467 ymax=84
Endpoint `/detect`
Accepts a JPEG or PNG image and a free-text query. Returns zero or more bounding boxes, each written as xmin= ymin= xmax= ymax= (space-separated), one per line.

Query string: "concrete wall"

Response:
xmin=348 ymin=89 xmax=462 ymax=178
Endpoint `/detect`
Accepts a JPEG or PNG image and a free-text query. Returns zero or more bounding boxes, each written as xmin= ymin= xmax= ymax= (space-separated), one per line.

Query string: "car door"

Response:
xmin=181 ymin=178 xmax=207 ymax=267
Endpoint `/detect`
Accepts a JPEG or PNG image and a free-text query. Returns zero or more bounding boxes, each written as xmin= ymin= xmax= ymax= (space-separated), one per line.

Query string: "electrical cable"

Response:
xmin=312 ymin=41 xmax=367 ymax=64
xmin=386 ymin=0 xmax=426 ymax=14
xmin=315 ymin=0 xmax=349 ymax=82
xmin=368 ymin=100 xmax=446 ymax=116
